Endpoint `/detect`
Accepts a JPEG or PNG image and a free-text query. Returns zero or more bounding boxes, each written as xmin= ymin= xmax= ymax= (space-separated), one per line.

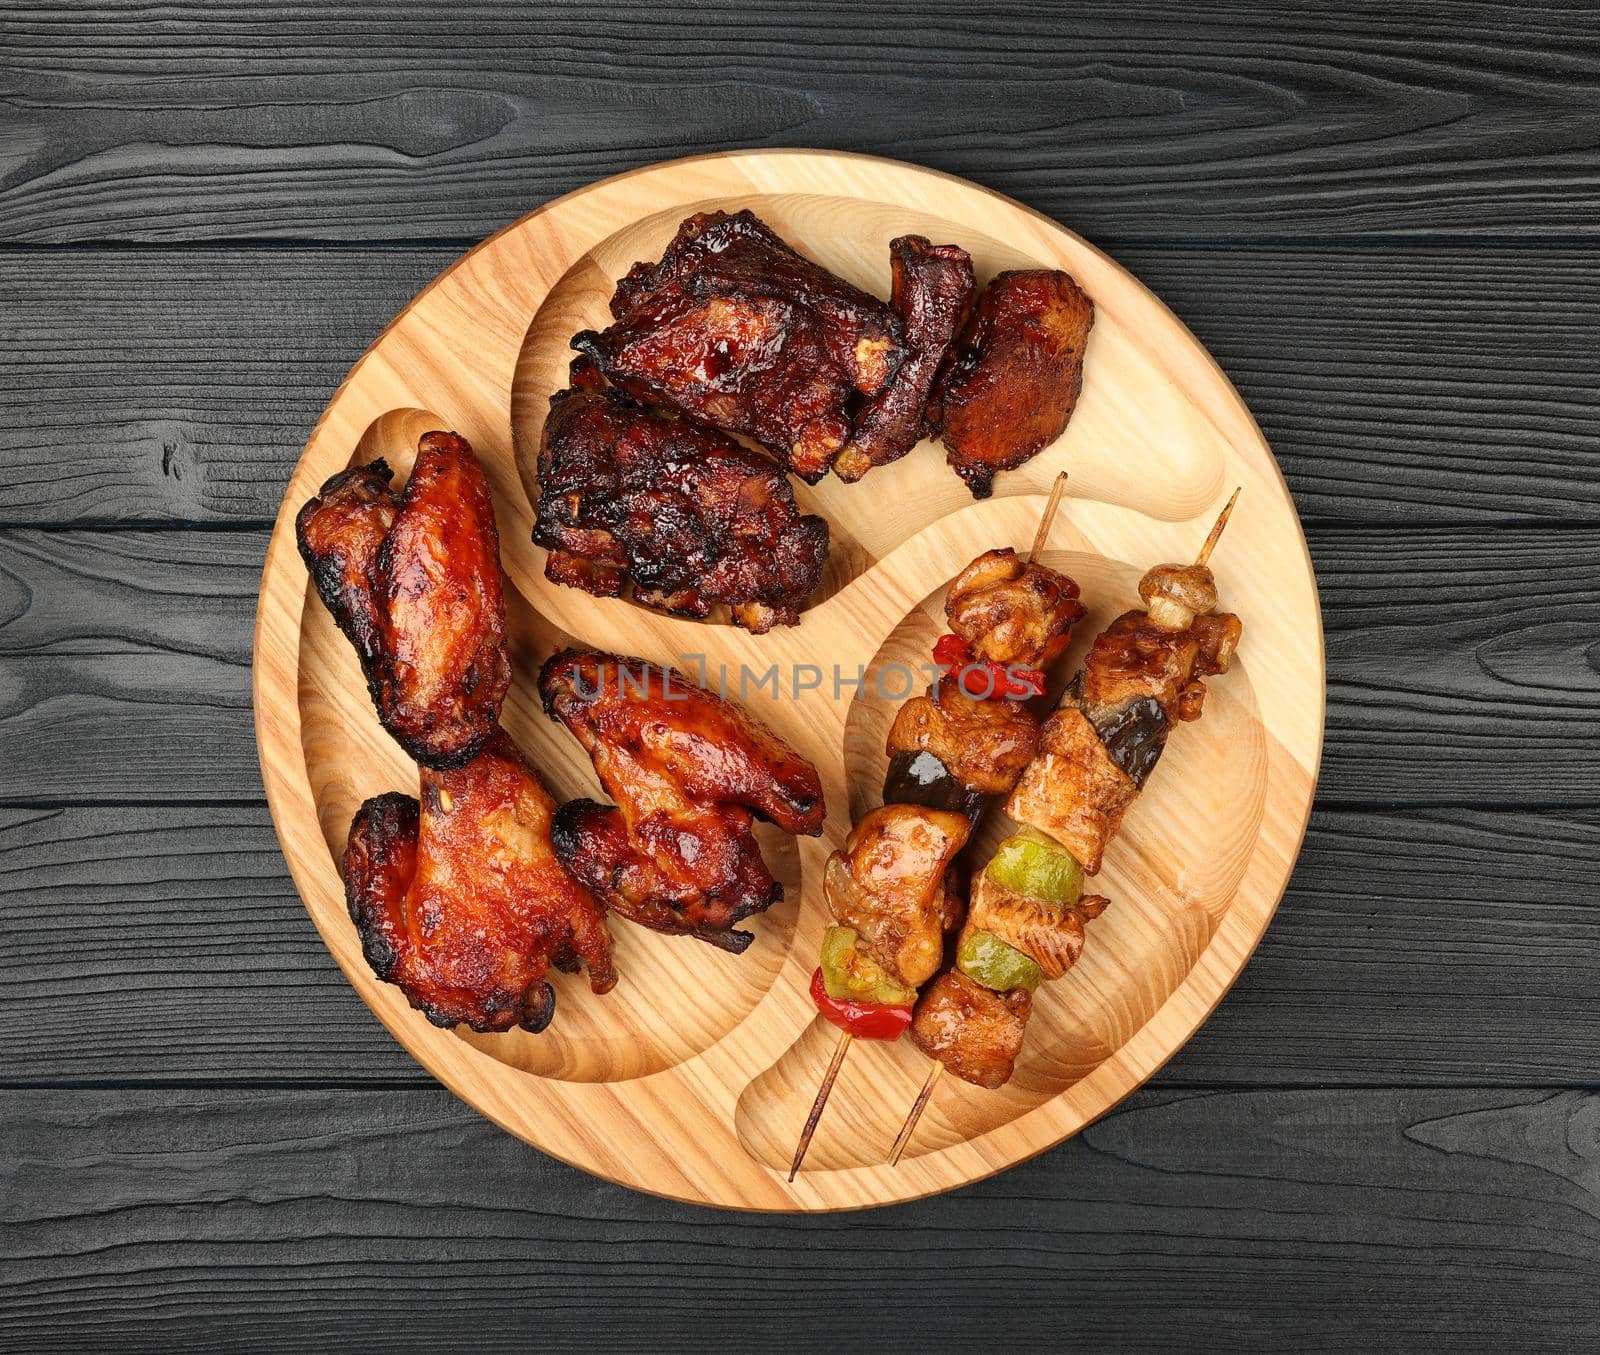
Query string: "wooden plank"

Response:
xmin=0 ymin=804 xmax=410 ymax=1082
xmin=2 ymin=525 xmax=1595 ymax=805
xmin=5 ymin=245 xmax=1600 ymax=526
xmin=1 ymin=1085 xmax=1594 ymax=1351
xmin=1315 ymin=524 xmax=1600 ymax=803
xmin=0 ymin=532 xmax=261 ymax=802
xmin=2 ymin=801 xmax=1596 ymax=1086
xmin=0 ymin=249 xmax=452 ymax=525
xmin=7 ymin=4 xmax=1600 ymax=243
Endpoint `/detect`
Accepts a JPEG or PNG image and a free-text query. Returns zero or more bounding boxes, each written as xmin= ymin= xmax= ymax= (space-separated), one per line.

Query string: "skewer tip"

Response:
xmin=888 ymin=1062 xmax=944 ymax=1165
xmin=1195 ymin=485 xmax=1242 ymax=567
xmin=1026 ymin=471 xmax=1071 ymax=564
xmin=788 ymin=1029 xmax=853 ymax=1182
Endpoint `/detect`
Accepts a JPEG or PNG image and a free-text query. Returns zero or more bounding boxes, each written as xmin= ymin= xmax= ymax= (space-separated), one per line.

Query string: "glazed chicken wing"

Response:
xmin=342 ymin=729 xmax=616 ymax=1033
xmin=539 ymin=649 xmax=826 ymax=953
xmin=928 ymin=270 xmax=1094 ymax=498
xmin=296 ymin=432 xmax=510 ymax=768
xmin=834 ymin=235 xmax=973 ymax=482
xmin=534 ymin=385 xmax=829 ymax=632
xmin=572 ymin=210 xmax=902 ymax=482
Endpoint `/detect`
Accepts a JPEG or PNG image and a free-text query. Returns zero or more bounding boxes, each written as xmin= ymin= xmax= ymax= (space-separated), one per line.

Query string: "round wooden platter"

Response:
xmin=253 ymin=149 xmax=1324 ymax=1212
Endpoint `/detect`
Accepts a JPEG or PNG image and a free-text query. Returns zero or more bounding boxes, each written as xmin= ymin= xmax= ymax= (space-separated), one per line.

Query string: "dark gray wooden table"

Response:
xmin=3 ymin=3 xmax=1597 ymax=1350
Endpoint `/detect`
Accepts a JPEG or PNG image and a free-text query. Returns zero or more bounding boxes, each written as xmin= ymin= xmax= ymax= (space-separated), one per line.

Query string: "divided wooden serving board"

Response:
xmin=253 ymin=150 xmax=1324 ymax=1211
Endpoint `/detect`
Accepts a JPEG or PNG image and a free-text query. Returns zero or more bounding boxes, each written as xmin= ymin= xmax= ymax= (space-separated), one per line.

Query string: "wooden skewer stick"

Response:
xmin=1027 ymin=471 xmax=1071 ymax=565
xmin=888 ymin=1061 xmax=944 ymax=1165
xmin=1195 ymin=486 xmax=1241 ymax=567
xmin=789 ymin=477 xmax=1075 ymax=1183
xmin=788 ymin=1029 xmax=852 ymax=1181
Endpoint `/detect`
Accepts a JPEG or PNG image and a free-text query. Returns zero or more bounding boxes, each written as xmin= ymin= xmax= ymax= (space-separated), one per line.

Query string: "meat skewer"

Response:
xmin=888 ymin=490 xmax=1243 ymax=1162
xmin=789 ymin=473 xmax=1081 ymax=1180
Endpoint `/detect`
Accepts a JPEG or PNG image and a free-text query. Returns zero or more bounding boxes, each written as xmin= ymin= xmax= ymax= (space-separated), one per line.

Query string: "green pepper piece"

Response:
xmin=985 ymin=830 xmax=1084 ymax=905
xmin=957 ymin=928 xmax=1044 ymax=992
xmin=820 ymin=926 xmax=916 ymax=1006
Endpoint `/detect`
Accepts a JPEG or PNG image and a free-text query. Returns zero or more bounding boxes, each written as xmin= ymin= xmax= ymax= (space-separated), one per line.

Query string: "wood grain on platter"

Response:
xmin=252 ymin=150 xmax=1324 ymax=1210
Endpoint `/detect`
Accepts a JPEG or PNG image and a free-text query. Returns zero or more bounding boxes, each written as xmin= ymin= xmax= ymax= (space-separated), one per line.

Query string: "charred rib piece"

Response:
xmin=572 ymin=210 xmax=902 ymax=482
xmin=534 ymin=386 xmax=829 ymax=633
xmin=296 ymin=432 xmax=510 ymax=768
xmin=539 ymin=649 xmax=825 ymax=953
xmin=834 ymin=236 xmax=973 ymax=483
xmin=928 ymin=270 xmax=1094 ymax=498
xmin=342 ymin=729 xmax=616 ymax=1034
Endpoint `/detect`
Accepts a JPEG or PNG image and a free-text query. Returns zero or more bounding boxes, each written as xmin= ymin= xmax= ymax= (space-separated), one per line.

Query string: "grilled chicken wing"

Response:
xmin=533 ymin=385 xmax=829 ymax=632
xmin=834 ymin=236 xmax=973 ymax=482
xmin=909 ymin=968 xmax=1032 ymax=1089
xmin=928 ymin=270 xmax=1094 ymax=498
xmin=571 ymin=210 xmax=902 ymax=482
xmin=342 ymin=729 xmax=616 ymax=1034
xmin=296 ymin=432 xmax=510 ymax=768
xmin=539 ymin=649 xmax=826 ymax=953
xmin=822 ymin=804 xmax=971 ymax=989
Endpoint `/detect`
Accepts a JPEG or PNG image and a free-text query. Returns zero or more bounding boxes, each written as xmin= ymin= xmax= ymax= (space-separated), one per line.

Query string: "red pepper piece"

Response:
xmin=932 ymin=633 xmax=1045 ymax=702
xmin=809 ymin=968 xmax=913 ymax=1040
xmin=932 ymin=633 xmax=970 ymax=668
xmin=1000 ymin=665 xmax=1046 ymax=698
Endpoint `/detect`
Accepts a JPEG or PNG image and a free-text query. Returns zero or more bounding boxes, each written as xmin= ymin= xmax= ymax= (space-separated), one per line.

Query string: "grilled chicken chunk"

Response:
xmin=296 ymin=432 xmax=510 ymax=768
xmin=945 ymin=547 xmax=1086 ymax=670
xmin=963 ymin=873 xmax=1110 ymax=981
xmin=910 ymin=968 xmax=1033 ymax=1088
xmin=572 ymin=210 xmax=902 ymax=482
xmin=834 ymin=235 xmax=973 ymax=482
xmin=1075 ymin=596 xmax=1242 ymax=789
xmin=539 ymin=649 xmax=825 ymax=953
xmin=533 ymin=385 xmax=829 ymax=633
xmin=342 ymin=729 xmax=616 ymax=1034
xmin=822 ymin=804 xmax=971 ymax=989
xmin=928 ymin=270 xmax=1094 ymax=498
xmin=882 ymin=550 xmax=1085 ymax=813
xmin=1081 ymin=607 xmax=1243 ymax=735
xmin=887 ymin=676 xmax=1041 ymax=798
xmin=1003 ymin=705 xmax=1139 ymax=876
